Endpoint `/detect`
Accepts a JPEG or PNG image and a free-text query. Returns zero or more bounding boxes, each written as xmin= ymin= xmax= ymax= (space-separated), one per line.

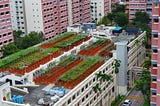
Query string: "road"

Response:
xmin=126 ymin=87 xmax=144 ymax=106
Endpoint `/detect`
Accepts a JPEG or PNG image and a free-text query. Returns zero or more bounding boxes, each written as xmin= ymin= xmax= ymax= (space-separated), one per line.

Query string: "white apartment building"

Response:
xmin=54 ymin=57 xmax=116 ymax=106
xmin=115 ymin=31 xmax=146 ymax=95
xmin=91 ymin=0 xmax=111 ymax=23
xmin=10 ymin=0 xmax=26 ymax=34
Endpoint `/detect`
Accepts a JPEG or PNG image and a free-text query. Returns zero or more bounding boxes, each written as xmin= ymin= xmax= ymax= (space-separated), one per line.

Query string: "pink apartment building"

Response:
xmin=24 ymin=0 xmax=68 ymax=40
xmin=0 ymin=0 xmax=14 ymax=57
xmin=129 ymin=0 xmax=147 ymax=20
xmin=68 ymin=0 xmax=91 ymax=26
xmin=151 ymin=1 xmax=160 ymax=106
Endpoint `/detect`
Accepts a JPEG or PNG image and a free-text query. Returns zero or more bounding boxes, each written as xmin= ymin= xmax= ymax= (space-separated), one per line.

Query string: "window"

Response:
xmin=152 ymin=47 xmax=158 ymax=53
xmin=153 ymin=16 xmax=159 ymax=23
xmin=152 ymin=61 xmax=157 ymax=67
xmin=152 ymin=76 xmax=157 ymax=81
xmin=151 ymin=89 xmax=156 ymax=95
xmin=154 ymin=0 xmax=159 ymax=7
xmin=153 ymin=32 xmax=158 ymax=38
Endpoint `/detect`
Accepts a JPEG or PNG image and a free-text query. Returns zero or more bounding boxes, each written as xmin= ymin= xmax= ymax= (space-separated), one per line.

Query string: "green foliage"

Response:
xmin=107 ymin=13 xmax=115 ymax=25
xmin=1 ymin=43 xmax=20 ymax=57
xmin=19 ymin=32 xmax=43 ymax=49
xmin=114 ymin=12 xmax=128 ymax=27
xmin=98 ymin=16 xmax=110 ymax=26
xmin=135 ymin=70 xmax=150 ymax=100
xmin=59 ymin=56 xmax=103 ymax=81
xmin=143 ymin=59 xmax=151 ymax=69
xmin=111 ymin=95 xmax=125 ymax=106
xmin=93 ymin=83 xmax=101 ymax=93
xmin=13 ymin=30 xmax=23 ymax=38
xmin=114 ymin=59 xmax=121 ymax=74
xmin=112 ymin=4 xmax=126 ymax=13
xmin=54 ymin=35 xmax=86 ymax=48
xmin=133 ymin=11 xmax=150 ymax=24
xmin=0 ymin=46 xmax=39 ymax=68
xmin=96 ymin=71 xmax=112 ymax=82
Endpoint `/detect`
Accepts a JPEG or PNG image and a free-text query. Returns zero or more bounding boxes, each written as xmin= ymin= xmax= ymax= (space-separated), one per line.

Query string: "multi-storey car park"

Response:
xmin=0 ymin=29 xmax=146 ymax=106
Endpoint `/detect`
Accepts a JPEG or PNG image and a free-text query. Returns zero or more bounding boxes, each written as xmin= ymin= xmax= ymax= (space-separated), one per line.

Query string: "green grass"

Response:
xmin=0 ymin=46 xmax=39 ymax=68
xmin=0 ymin=47 xmax=59 ymax=69
xmin=59 ymin=56 xmax=103 ymax=81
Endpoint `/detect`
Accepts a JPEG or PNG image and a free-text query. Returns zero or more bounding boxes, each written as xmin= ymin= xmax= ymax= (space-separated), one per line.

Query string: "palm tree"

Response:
xmin=93 ymin=71 xmax=113 ymax=106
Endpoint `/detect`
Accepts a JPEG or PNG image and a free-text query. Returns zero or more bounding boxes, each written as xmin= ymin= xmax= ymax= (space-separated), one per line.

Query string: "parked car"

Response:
xmin=122 ymin=99 xmax=132 ymax=106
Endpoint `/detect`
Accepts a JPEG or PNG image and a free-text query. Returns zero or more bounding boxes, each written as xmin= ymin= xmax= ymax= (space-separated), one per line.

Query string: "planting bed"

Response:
xmin=40 ymin=32 xmax=76 ymax=48
xmin=78 ymin=39 xmax=111 ymax=56
xmin=56 ymin=56 xmax=104 ymax=89
xmin=34 ymin=55 xmax=83 ymax=84
xmin=98 ymin=43 xmax=115 ymax=57
xmin=0 ymin=32 xmax=91 ymax=75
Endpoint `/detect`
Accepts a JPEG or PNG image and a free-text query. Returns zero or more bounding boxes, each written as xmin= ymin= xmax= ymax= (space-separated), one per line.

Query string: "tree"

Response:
xmin=135 ymin=70 xmax=150 ymax=100
xmin=143 ymin=59 xmax=151 ymax=70
xmin=107 ymin=13 xmax=115 ymax=25
xmin=114 ymin=12 xmax=128 ymax=27
xmin=114 ymin=59 xmax=121 ymax=74
xmin=1 ymin=43 xmax=19 ymax=56
xmin=134 ymin=11 xmax=150 ymax=24
xmin=112 ymin=4 xmax=126 ymax=13
xmin=13 ymin=30 xmax=23 ymax=39
xmin=101 ymin=16 xmax=110 ymax=26
xmin=93 ymin=71 xmax=113 ymax=106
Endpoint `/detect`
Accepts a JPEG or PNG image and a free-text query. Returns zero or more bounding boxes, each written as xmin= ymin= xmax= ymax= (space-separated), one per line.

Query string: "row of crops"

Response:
xmin=0 ymin=32 xmax=91 ymax=75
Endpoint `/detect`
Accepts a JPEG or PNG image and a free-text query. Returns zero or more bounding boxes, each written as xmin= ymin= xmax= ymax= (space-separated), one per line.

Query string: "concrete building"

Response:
xmin=0 ymin=0 xmax=14 ymax=57
xmin=24 ymin=0 xmax=68 ymax=40
xmin=115 ymin=31 xmax=146 ymax=95
xmin=10 ymin=0 xmax=26 ymax=34
xmin=0 ymin=34 xmax=116 ymax=106
xmin=67 ymin=0 xmax=91 ymax=26
xmin=128 ymin=0 xmax=147 ymax=20
xmin=150 ymin=1 xmax=160 ymax=106
xmin=90 ymin=0 xmax=110 ymax=22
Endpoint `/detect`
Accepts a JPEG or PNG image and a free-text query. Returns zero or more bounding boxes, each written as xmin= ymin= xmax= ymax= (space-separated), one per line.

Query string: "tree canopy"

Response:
xmin=114 ymin=12 xmax=129 ymax=27
xmin=1 ymin=43 xmax=20 ymax=56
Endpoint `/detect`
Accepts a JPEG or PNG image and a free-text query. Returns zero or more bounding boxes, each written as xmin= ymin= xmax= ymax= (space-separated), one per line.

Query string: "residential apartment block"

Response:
xmin=67 ymin=0 xmax=91 ymax=26
xmin=0 ymin=0 xmax=14 ymax=57
xmin=10 ymin=0 xmax=26 ymax=34
xmin=91 ymin=0 xmax=110 ymax=22
xmin=151 ymin=1 xmax=160 ymax=106
xmin=129 ymin=0 xmax=147 ymax=20
xmin=10 ymin=0 xmax=91 ymax=39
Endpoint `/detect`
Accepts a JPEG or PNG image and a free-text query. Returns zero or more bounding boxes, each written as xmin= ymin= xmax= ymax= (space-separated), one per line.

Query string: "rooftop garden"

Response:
xmin=78 ymin=39 xmax=111 ymax=56
xmin=34 ymin=55 xmax=83 ymax=84
xmin=54 ymin=35 xmax=87 ymax=49
xmin=59 ymin=56 xmax=103 ymax=81
xmin=40 ymin=32 xmax=75 ymax=48
xmin=54 ymin=56 xmax=104 ymax=88
xmin=0 ymin=32 xmax=91 ymax=75
xmin=98 ymin=43 xmax=115 ymax=57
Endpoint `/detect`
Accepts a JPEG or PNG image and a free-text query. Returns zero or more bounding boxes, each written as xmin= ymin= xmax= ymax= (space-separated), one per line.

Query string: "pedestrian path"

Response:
xmin=126 ymin=96 xmax=144 ymax=101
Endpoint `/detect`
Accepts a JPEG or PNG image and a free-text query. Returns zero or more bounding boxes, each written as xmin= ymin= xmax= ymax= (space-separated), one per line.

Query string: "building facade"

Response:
xmin=91 ymin=0 xmax=110 ymax=23
xmin=54 ymin=57 xmax=116 ymax=106
xmin=24 ymin=0 xmax=69 ymax=40
xmin=0 ymin=0 xmax=14 ymax=57
xmin=67 ymin=0 xmax=91 ymax=26
xmin=151 ymin=1 xmax=160 ymax=106
xmin=10 ymin=0 xmax=26 ymax=34
xmin=128 ymin=0 xmax=147 ymax=20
